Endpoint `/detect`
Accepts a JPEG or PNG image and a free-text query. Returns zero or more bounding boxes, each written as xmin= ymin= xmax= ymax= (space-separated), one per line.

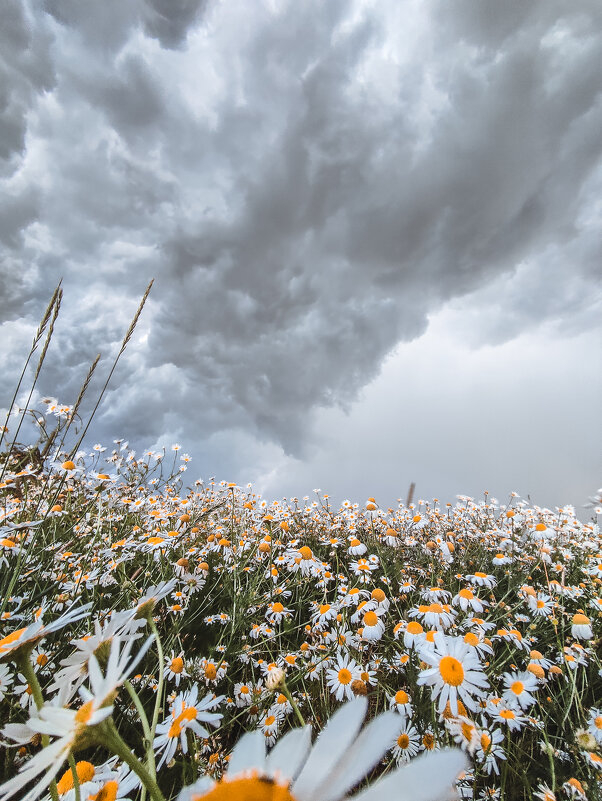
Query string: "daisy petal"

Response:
xmin=293 ymin=697 xmax=367 ymax=800
xmin=353 ymin=748 xmax=468 ymax=801
xmin=266 ymin=724 xmax=313 ymax=781
xmin=227 ymin=729 xmax=266 ymax=777
xmin=316 ymin=710 xmax=402 ymax=801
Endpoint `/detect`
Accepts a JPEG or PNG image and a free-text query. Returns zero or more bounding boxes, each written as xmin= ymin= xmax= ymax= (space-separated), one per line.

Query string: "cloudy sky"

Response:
xmin=2 ymin=0 xmax=601 ymax=515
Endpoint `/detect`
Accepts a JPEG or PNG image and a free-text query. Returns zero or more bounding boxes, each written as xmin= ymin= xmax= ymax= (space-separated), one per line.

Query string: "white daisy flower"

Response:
xmin=177 ymin=697 xmax=466 ymax=801
xmin=153 ymin=686 xmax=223 ymax=769
xmin=417 ymin=633 xmax=490 ymax=715
xmin=501 ymin=671 xmax=539 ymax=710
xmin=391 ymin=719 xmax=421 ymax=763
xmin=325 ymin=654 xmax=361 ymax=701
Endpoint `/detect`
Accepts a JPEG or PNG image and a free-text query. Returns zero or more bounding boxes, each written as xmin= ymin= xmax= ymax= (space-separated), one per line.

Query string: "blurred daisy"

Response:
xmin=586 ymin=707 xmax=602 ymax=744
xmin=176 ymin=697 xmax=466 ymax=801
xmin=0 ymin=603 xmax=92 ymax=664
xmin=153 ymin=686 xmax=223 ymax=769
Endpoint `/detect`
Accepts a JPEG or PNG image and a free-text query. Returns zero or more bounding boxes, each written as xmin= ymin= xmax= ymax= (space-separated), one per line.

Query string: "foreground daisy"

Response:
xmin=177 ymin=697 xmax=466 ymax=801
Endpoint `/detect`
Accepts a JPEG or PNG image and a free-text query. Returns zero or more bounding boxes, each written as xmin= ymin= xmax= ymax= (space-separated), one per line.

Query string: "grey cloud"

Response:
xmin=0 ymin=1 xmax=55 ymax=171
xmin=1 ymin=0 xmax=601 ymax=467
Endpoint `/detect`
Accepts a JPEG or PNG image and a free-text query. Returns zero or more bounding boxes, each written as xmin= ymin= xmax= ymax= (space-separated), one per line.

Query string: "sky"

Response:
xmin=1 ymin=0 xmax=601 ymax=516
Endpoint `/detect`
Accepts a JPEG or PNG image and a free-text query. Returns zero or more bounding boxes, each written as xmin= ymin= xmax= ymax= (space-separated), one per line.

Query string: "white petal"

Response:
xmin=353 ymin=748 xmax=468 ymax=801
xmin=292 ymin=697 xmax=367 ymax=801
xmin=266 ymin=725 xmax=312 ymax=782
xmin=226 ymin=729 xmax=266 ymax=777
xmin=315 ymin=710 xmax=402 ymax=801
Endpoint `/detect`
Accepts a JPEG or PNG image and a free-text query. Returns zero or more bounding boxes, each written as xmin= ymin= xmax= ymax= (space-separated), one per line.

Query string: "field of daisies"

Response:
xmin=0 ymin=290 xmax=600 ymax=801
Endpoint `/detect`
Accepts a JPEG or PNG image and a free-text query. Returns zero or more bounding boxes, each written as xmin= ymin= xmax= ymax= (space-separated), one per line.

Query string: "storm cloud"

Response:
xmin=1 ymin=0 xmax=600 ymax=506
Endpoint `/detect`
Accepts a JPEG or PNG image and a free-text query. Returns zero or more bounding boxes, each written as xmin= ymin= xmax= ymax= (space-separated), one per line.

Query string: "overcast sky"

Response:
xmin=2 ymin=0 xmax=601 ymax=516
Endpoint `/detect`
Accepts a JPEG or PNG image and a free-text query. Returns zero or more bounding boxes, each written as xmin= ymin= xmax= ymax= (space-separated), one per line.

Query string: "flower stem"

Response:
xmin=16 ymin=651 xmax=60 ymax=801
xmin=101 ymin=720 xmax=167 ymax=801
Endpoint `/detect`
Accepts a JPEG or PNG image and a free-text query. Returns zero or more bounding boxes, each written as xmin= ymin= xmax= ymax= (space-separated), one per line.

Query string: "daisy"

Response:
xmin=388 ymin=689 xmax=413 ymax=717
xmin=465 ymin=572 xmax=497 ymax=589
xmin=176 ymin=697 xmax=466 ymax=801
xmin=502 ymin=671 xmax=539 ymax=710
xmin=403 ymin=621 xmax=425 ymax=649
xmin=391 ymin=719 xmax=421 ymax=763
xmin=153 ymin=686 xmax=224 ymax=769
xmin=325 ymin=654 xmax=361 ymax=701
xmin=0 ymin=664 xmax=13 ymax=702
xmin=586 ymin=706 xmax=602 ymax=745
xmin=359 ymin=609 xmax=385 ymax=642
xmin=417 ymin=633 xmax=490 ymax=715
xmin=0 ymin=603 xmax=92 ymax=664
xmin=474 ymin=728 xmax=506 ymax=776
xmin=571 ymin=613 xmax=593 ymax=640
xmin=0 ymin=651 xmax=123 ymax=801
xmin=451 ymin=589 xmax=488 ymax=614
xmin=311 ymin=602 xmax=339 ymax=628
xmin=165 ymin=653 xmax=188 ymax=686
xmin=265 ymin=601 xmax=294 ymax=625
xmin=486 ymin=700 xmax=528 ymax=732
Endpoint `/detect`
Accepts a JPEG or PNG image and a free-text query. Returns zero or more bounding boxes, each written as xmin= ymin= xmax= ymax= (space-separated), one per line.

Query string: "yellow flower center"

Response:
xmin=594 ymin=715 xmax=602 ymax=730
xmin=298 ymin=546 xmax=312 ymax=560
xmin=0 ymin=627 xmax=26 ymax=652
xmin=371 ymin=589 xmax=386 ymax=602
xmin=168 ymin=706 xmax=198 ymax=738
xmin=394 ymin=690 xmax=409 ymax=704
xmin=480 ymin=733 xmax=491 ymax=752
xmin=363 ymin=611 xmax=378 ymax=627
xmin=337 ymin=668 xmax=352 ymax=685
xmin=406 ymin=621 xmax=423 ymax=635
xmin=57 ymin=761 xmax=95 ymax=794
xmin=572 ymin=613 xmax=590 ymax=625
xmin=459 ymin=589 xmax=473 ymax=600
xmin=510 ymin=681 xmax=524 ymax=696
xmin=92 ymin=780 xmax=119 ymax=801
xmin=397 ymin=733 xmax=410 ymax=748
xmin=500 ymin=709 xmax=516 ymax=720
xmin=439 ymin=656 xmax=465 ymax=686
xmin=75 ymin=700 xmax=95 ymax=724
xmin=170 ymin=657 xmax=184 ymax=673
xmin=272 ymin=603 xmax=284 ymax=614
xmin=192 ymin=776 xmax=296 ymax=801
xmin=319 ymin=604 xmax=330 ymax=615
xmin=464 ymin=632 xmax=479 ymax=647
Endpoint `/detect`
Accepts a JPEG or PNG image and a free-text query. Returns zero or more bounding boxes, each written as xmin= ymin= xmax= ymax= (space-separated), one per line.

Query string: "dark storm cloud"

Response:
xmin=1 ymin=0 xmax=601 ymax=463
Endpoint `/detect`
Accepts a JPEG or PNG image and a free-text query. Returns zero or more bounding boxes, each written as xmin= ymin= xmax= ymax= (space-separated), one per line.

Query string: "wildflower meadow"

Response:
xmin=0 ymin=286 xmax=600 ymax=801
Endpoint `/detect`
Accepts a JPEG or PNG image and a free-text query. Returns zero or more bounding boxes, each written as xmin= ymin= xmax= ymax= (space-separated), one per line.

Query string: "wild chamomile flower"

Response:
xmin=417 ymin=633 xmax=490 ymax=715
xmin=153 ymin=685 xmax=224 ymax=768
xmin=501 ymin=671 xmax=539 ymax=710
xmin=325 ymin=654 xmax=361 ymax=701
xmin=586 ymin=707 xmax=602 ymax=744
xmin=0 ymin=638 xmax=139 ymax=801
xmin=0 ymin=603 xmax=92 ymax=664
xmin=165 ymin=652 xmax=188 ymax=686
xmin=391 ymin=719 xmax=421 ymax=763
xmin=176 ymin=697 xmax=466 ymax=801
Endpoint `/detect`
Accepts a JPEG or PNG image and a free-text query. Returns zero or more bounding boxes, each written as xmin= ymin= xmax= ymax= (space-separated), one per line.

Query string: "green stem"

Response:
xmin=282 ymin=681 xmax=305 ymax=727
xmin=67 ymin=753 xmax=82 ymax=801
xmin=16 ymin=652 xmax=60 ymax=801
xmin=102 ymin=720 xmax=167 ymax=801
xmin=125 ymin=680 xmax=152 ymax=743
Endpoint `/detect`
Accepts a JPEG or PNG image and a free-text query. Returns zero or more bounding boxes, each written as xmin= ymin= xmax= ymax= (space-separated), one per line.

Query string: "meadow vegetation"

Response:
xmin=0 ymin=286 xmax=600 ymax=801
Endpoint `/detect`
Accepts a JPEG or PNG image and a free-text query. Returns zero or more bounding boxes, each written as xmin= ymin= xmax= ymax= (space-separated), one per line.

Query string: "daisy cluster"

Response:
xmin=0 ymin=442 xmax=600 ymax=801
